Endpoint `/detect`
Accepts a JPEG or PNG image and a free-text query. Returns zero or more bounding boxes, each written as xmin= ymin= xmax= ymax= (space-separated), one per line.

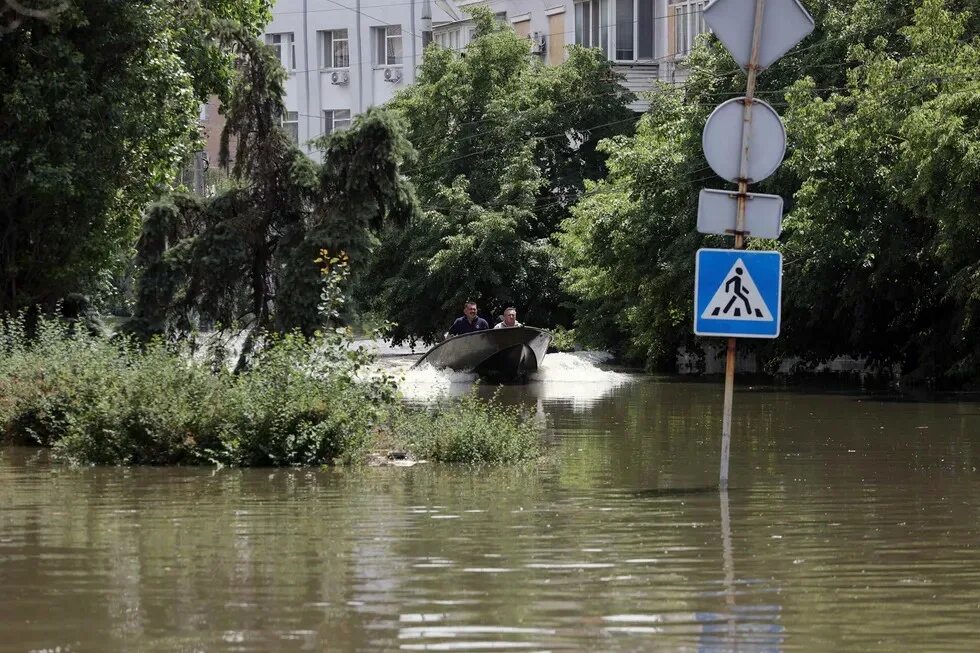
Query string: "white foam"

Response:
xmin=395 ymin=362 xmax=478 ymax=401
xmin=532 ymin=352 xmax=627 ymax=383
xmin=364 ymin=346 xmax=632 ymax=405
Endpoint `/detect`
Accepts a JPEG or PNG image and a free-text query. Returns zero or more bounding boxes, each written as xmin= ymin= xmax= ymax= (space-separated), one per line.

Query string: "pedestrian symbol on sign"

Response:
xmin=694 ymin=249 xmax=781 ymax=338
xmin=702 ymin=259 xmax=773 ymax=321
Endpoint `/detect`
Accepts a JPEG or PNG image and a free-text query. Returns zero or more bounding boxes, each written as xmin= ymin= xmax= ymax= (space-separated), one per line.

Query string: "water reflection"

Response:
xmin=2 ymin=379 xmax=980 ymax=651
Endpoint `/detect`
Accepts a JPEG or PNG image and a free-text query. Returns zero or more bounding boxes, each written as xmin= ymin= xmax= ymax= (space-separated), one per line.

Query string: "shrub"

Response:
xmin=549 ymin=326 xmax=578 ymax=352
xmin=0 ymin=315 xmax=393 ymax=465
xmin=390 ymin=393 xmax=540 ymax=464
xmin=0 ymin=315 xmax=542 ymax=466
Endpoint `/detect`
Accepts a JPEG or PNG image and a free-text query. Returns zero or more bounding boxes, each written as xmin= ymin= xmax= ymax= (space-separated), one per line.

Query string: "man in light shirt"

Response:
xmin=494 ymin=307 xmax=522 ymax=329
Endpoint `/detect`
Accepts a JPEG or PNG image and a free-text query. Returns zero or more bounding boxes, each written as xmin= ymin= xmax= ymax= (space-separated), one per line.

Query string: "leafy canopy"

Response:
xmin=131 ymin=26 xmax=419 ymax=364
xmin=781 ymin=0 xmax=980 ymax=382
xmin=365 ymin=8 xmax=635 ymax=343
xmin=559 ymin=0 xmax=980 ymax=383
xmin=0 ymin=0 xmax=271 ymax=314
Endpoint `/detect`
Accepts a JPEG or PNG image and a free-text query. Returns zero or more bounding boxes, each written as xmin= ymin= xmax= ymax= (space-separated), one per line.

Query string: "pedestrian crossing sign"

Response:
xmin=694 ymin=249 xmax=782 ymax=338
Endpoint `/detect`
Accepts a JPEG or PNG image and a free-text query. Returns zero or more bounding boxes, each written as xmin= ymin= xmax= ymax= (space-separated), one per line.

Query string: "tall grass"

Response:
xmin=390 ymin=395 xmax=540 ymax=464
xmin=0 ymin=315 xmax=541 ymax=466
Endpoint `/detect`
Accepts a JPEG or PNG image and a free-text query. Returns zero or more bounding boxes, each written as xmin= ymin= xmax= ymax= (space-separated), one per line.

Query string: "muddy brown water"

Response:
xmin=2 ymin=366 xmax=979 ymax=652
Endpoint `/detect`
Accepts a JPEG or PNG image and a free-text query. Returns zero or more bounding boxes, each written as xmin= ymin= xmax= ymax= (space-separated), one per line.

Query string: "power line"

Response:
xmin=288 ymin=67 xmax=979 ymax=179
xmin=411 ymin=70 xmax=980 ymax=210
xmin=403 ymin=113 xmax=643 ymax=175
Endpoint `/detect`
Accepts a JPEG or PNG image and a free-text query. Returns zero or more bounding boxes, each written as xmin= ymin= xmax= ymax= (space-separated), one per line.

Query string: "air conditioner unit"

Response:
xmin=383 ymin=67 xmax=402 ymax=83
xmin=330 ymin=70 xmax=350 ymax=85
xmin=530 ymin=32 xmax=546 ymax=54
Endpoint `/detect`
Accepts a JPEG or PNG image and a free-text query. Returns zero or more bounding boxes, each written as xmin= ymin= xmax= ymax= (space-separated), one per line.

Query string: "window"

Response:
xmin=547 ymin=11 xmax=566 ymax=66
xmin=375 ymin=25 xmax=403 ymax=65
xmin=265 ymin=32 xmax=296 ymax=70
xmin=574 ymin=0 xmax=609 ymax=56
xmin=323 ymin=110 xmax=351 ymax=135
xmin=281 ymin=111 xmax=299 ymax=143
xmin=319 ymin=29 xmax=349 ymax=68
xmin=615 ymin=0 xmax=633 ymax=59
xmin=669 ymin=0 xmax=707 ymax=56
xmin=637 ymin=0 xmax=654 ymax=59
xmin=434 ymin=28 xmax=460 ymax=51
xmin=576 ymin=0 xmax=655 ymax=61
xmin=513 ymin=18 xmax=531 ymax=41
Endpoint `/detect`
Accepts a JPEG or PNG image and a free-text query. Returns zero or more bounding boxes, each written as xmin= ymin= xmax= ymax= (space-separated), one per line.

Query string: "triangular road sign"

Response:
xmin=694 ymin=249 xmax=782 ymax=338
xmin=701 ymin=258 xmax=773 ymax=321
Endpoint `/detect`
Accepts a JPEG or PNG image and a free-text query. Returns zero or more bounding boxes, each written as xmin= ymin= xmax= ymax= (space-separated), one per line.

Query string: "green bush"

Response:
xmin=389 ymin=393 xmax=540 ymax=464
xmin=548 ymin=326 xmax=578 ymax=353
xmin=0 ymin=315 xmax=542 ymax=466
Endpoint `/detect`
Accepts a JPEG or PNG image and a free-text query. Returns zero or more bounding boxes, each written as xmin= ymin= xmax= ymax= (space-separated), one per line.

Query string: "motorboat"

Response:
xmin=412 ymin=326 xmax=551 ymax=383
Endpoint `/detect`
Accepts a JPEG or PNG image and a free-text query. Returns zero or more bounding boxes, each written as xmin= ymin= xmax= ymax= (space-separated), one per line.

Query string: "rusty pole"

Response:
xmin=720 ymin=0 xmax=767 ymax=490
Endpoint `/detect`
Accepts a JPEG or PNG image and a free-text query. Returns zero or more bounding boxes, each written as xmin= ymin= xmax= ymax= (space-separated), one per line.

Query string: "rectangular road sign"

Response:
xmin=697 ymin=189 xmax=783 ymax=239
xmin=694 ymin=248 xmax=782 ymax=338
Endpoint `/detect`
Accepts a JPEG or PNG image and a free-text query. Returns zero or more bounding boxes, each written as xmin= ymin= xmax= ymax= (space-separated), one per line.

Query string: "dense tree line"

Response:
xmin=0 ymin=0 xmax=271 ymax=314
xmin=362 ymin=8 xmax=636 ymax=344
xmin=559 ymin=0 xmax=980 ymax=384
xmin=4 ymin=0 xmax=980 ymax=385
xmin=131 ymin=27 xmax=418 ymax=368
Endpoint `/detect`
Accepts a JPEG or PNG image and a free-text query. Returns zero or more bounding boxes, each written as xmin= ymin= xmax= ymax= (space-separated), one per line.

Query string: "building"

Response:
xmin=258 ymin=0 xmax=457 ymax=157
xmin=432 ymin=0 xmax=707 ymax=109
xmin=257 ymin=0 xmax=709 ymax=153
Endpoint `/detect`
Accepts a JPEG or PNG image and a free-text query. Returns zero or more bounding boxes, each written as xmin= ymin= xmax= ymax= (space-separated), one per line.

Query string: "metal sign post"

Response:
xmin=697 ymin=0 xmax=814 ymax=489
xmin=722 ymin=0 xmax=765 ymax=490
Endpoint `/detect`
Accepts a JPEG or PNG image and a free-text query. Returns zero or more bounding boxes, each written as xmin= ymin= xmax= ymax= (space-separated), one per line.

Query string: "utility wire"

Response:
xmin=283 ymin=67 xmax=979 ymax=190
xmin=409 ymin=68 xmax=980 ymax=210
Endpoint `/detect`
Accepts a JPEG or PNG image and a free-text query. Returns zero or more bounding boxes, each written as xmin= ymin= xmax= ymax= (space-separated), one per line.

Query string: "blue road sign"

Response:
xmin=694 ymin=248 xmax=782 ymax=338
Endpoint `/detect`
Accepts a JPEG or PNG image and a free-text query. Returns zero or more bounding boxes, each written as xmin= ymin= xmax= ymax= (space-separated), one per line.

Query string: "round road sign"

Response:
xmin=702 ymin=97 xmax=786 ymax=184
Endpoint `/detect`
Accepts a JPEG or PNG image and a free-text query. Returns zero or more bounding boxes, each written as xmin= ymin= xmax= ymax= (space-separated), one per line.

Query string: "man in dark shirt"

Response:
xmin=447 ymin=301 xmax=490 ymax=336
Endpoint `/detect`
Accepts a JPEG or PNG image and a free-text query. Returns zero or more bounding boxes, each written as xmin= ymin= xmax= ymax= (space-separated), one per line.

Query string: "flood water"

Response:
xmin=2 ymin=353 xmax=980 ymax=652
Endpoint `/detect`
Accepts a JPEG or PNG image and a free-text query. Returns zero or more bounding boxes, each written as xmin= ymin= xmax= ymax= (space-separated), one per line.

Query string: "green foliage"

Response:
xmin=366 ymin=8 xmax=635 ymax=344
xmin=548 ymin=326 xmax=579 ymax=352
xmin=0 ymin=311 xmax=541 ymax=466
xmin=0 ymin=0 xmax=271 ymax=314
xmin=389 ymin=393 xmax=540 ymax=464
xmin=131 ymin=28 xmax=418 ymax=351
xmin=780 ymin=0 xmax=980 ymax=382
xmin=0 ymin=313 xmax=391 ymax=465
xmin=1 ymin=260 xmax=542 ymax=467
xmin=559 ymin=0 xmax=980 ymax=383
xmin=559 ymin=89 xmax=708 ymax=368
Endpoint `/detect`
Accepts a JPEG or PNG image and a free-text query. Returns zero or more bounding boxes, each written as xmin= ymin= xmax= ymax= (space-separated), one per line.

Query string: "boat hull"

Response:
xmin=413 ymin=326 xmax=551 ymax=383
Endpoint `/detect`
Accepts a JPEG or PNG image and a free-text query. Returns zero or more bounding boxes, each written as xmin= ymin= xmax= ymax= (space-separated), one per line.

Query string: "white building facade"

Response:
xmin=262 ymin=0 xmax=459 ymax=155
xmin=263 ymin=0 xmax=708 ymax=150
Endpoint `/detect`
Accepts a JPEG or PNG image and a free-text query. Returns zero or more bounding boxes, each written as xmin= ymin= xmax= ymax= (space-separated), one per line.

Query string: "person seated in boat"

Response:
xmin=447 ymin=301 xmax=490 ymax=336
xmin=493 ymin=307 xmax=522 ymax=329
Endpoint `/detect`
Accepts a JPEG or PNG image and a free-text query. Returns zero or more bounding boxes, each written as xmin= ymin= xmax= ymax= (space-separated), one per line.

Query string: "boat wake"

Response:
xmin=374 ymin=349 xmax=632 ymax=405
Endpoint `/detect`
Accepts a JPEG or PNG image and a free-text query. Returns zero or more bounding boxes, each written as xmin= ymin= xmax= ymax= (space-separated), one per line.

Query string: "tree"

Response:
xmin=131 ymin=27 xmax=418 ymax=368
xmin=559 ymin=0 xmax=980 ymax=380
xmin=364 ymin=8 xmax=635 ymax=344
xmin=0 ymin=0 xmax=271 ymax=315
xmin=780 ymin=0 xmax=980 ymax=382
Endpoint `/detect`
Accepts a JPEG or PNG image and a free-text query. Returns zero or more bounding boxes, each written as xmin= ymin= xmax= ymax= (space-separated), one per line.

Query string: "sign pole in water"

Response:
xmin=697 ymin=0 xmax=814 ymax=489
xmin=726 ymin=0 xmax=765 ymax=490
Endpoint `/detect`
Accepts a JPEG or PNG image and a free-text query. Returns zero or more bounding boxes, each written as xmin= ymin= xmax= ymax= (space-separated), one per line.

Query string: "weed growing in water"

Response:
xmin=388 ymin=392 xmax=540 ymax=464
xmin=0 ymin=315 xmax=541 ymax=466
